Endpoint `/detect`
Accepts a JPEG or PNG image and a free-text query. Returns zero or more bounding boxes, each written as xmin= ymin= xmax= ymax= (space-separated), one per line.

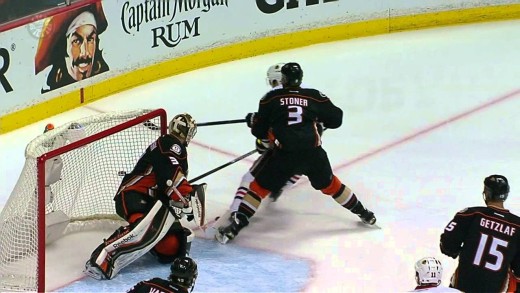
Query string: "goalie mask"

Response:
xmin=169 ymin=113 xmax=197 ymax=146
xmin=415 ymin=257 xmax=442 ymax=286
xmin=266 ymin=63 xmax=284 ymax=88
xmin=169 ymin=256 xmax=198 ymax=291
xmin=483 ymin=174 xmax=509 ymax=202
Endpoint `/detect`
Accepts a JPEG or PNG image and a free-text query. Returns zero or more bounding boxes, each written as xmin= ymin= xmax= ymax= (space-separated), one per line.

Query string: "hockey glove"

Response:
xmin=255 ymin=138 xmax=270 ymax=154
xmin=245 ymin=112 xmax=257 ymax=128
xmin=169 ymin=200 xmax=186 ymax=219
xmin=183 ymin=206 xmax=194 ymax=222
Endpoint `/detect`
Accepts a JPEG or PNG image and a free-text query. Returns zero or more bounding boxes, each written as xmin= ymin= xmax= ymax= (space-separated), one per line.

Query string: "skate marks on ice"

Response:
xmin=57 ymin=237 xmax=311 ymax=293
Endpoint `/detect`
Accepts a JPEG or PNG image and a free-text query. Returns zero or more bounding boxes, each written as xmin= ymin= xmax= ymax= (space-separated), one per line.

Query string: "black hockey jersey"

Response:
xmin=127 ymin=277 xmax=187 ymax=293
xmin=116 ymin=134 xmax=190 ymax=201
xmin=252 ymin=86 xmax=342 ymax=151
xmin=440 ymin=206 xmax=520 ymax=292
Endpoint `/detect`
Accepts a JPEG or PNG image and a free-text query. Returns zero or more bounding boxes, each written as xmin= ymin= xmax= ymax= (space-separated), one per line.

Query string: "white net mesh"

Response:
xmin=0 ymin=109 xmax=166 ymax=292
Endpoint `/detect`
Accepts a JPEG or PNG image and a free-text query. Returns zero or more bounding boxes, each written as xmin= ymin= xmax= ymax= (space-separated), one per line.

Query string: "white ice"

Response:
xmin=0 ymin=19 xmax=519 ymax=292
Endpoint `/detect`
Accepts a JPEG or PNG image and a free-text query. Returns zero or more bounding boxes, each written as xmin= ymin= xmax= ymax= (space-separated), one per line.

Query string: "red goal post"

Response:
xmin=0 ymin=109 xmax=167 ymax=292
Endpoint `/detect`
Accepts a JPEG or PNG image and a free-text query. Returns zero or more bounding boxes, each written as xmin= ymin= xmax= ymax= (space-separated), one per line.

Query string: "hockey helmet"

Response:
xmin=483 ymin=174 xmax=509 ymax=202
xmin=169 ymin=256 xmax=198 ymax=290
xmin=281 ymin=62 xmax=303 ymax=87
xmin=169 ymin=113 xmax=197 ymax=146
xmin=415 ymin=257 xmax=442 ymax=286
xmin=266 ymin=63 xmax=285 ymax=88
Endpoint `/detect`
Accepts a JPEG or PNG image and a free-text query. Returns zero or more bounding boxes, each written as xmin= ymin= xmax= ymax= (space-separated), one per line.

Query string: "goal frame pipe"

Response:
xmin=35 ymin=108 xmax=167 ymax=292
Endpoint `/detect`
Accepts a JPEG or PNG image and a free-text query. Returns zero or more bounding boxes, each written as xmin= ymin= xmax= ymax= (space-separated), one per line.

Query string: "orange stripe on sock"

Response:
xmin=250 ymin=180 xmax=270 ymax=198
xmin=321 ymin=176 xmax=342 ymax=195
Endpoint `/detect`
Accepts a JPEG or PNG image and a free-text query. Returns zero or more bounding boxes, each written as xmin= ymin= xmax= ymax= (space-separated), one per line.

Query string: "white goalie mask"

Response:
xmin=266 ymin=63 xmax=285 ymax=88
xmin=415 ymin=257 xmax=443 ymax=286
xmin=169 ymin=113 xmax=197 ymax=146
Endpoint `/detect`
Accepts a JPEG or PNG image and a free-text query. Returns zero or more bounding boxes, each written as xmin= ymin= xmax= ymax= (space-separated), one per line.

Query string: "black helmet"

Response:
xmin=281 ymin=62 xmax=303 ymax=87
xmin=169 ymin=256 xmax=198 ymax=290
xmin=483 ymin=175 xmax=509 ymax=201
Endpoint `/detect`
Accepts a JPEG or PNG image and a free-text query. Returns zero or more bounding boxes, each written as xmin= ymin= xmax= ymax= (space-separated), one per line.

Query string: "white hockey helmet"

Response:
xmin=169 ymin=113 xmax=197 ymax=146
xmin=266 ymin=63 xmax=285 ymax=88
xmin=415 ymin=257 xmax=443 ymax=286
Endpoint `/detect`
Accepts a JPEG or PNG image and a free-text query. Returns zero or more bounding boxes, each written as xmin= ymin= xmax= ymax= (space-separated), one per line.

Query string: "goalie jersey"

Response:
xmin=440 ymin=206 xmax=520 ymax=292
xmin=117 ymin=134 xmax=191 ymax=203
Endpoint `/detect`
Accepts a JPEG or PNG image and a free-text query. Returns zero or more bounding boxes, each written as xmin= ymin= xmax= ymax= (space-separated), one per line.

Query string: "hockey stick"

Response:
xmin=196 ymin=119 xmax=246 ymax=127
xmin=189 ymin=149 xmax=257 ymax=183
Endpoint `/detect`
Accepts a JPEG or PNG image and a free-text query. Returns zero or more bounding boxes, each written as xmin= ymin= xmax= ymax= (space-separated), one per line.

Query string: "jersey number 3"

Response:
xmin=473 ymin=233 xmax=508 ymax=271
xmin=288 ymin=105 xmax=303 ymax=125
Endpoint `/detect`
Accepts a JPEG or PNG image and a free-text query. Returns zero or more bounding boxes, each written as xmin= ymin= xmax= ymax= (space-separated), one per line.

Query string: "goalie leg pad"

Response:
xmin=84 ymin=200 xmax=176 ymax=279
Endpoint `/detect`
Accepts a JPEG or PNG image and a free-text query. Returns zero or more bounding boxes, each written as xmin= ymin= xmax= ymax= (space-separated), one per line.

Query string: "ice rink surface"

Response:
xmin=0 ymin=19 xmax=519 ymax=292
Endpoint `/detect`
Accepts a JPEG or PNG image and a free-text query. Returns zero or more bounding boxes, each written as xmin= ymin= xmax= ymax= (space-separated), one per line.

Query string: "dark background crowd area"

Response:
xmin=0 ymin=0 xmax=82 ymax=26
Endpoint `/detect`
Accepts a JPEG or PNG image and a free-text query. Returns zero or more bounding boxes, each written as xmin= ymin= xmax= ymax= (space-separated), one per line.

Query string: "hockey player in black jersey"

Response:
xmin=440 ymin=174 xmax=520 ymax=292
xmin=84 ymin=113 xmax=205 ymax=280
xmin=216 ymin=62 xmax=376 ymax=244
xmin=127 ymin=256 xmax=198 ymax=293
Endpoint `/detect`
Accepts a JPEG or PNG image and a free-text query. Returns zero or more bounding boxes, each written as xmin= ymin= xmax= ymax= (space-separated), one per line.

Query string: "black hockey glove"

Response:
xmin=245 ymin=112 xmax=257 ymax=128
xmin=255 ymin=138 xmax=270 ymax=154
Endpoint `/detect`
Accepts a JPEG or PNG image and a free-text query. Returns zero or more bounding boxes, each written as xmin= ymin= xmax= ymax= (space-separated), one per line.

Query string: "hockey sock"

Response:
xmin=332 ymin=184 xmax=366 ymax=214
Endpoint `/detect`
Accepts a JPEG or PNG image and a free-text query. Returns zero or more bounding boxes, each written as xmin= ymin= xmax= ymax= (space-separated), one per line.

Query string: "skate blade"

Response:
xmin=358 ymin=221 xmax=382 ymax=229
xmin=215 ymin=232 xmax=230 ymax=244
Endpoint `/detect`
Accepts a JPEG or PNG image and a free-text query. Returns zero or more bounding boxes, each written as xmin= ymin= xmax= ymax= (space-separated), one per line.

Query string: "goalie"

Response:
xmin=84 ymin=113 xmax=206 ymax=280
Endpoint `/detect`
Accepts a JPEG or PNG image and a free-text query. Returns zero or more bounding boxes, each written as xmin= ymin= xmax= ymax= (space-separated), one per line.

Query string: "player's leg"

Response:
xmin=150 ymin=222 xmax=194 ymax=263
xmin=228 ymin=149 xmax=272 ymax=212
xmin=306 ymin=147 xmax=376 ymax=225
xmin=84 ymin=194 xmax=176 ymax=280
xmin=216 ymin=151 xmax=294 ymax=244
xmin=269 ymin=173 xmax=302 ymax=202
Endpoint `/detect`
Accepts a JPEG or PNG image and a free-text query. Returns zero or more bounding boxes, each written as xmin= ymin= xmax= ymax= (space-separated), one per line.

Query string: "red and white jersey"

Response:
xmin=411 ymin=285 xmax=461 ymax=292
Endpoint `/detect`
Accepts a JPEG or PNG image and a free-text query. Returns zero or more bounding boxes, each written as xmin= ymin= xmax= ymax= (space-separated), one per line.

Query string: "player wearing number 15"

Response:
xmin=440 ymin=175 xmax=520 ymax=292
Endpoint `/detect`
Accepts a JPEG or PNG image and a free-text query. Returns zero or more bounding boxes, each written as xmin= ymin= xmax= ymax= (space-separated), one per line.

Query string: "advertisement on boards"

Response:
xmin=34 ymin=2 xmax=110 ymax=93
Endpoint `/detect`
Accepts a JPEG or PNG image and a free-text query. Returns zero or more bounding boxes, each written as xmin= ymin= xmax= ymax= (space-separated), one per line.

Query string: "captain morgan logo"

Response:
xmin=120 ymin=0 xmax=229 ymax=48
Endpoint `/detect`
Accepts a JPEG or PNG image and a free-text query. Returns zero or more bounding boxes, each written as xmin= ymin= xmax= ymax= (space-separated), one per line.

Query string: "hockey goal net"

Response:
xmin=0 ymin=109 xmax=167 ymax=292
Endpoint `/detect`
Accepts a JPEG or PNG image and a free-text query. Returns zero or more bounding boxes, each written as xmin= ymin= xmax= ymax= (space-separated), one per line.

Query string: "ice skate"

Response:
xmin=268 ymin=189 xmax=283 ymax=202
xmin=215 ymin=212 xmax=249 ymax=244
xmin=358 ymin=209 xmax=376 ymax=225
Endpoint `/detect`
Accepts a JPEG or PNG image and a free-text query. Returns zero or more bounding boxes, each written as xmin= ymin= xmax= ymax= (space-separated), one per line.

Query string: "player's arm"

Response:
xmin=251 ymin=94 xmax=272 ymax=139
xmin=314 ymin=91 xmax=343 ymax=129
xmin=511 ymin=245 xmax=520 ymax=291
xmin=439 ymin=209 xmax=473 ymax=258
xmin=156 ymin=151 xmax=192 ymax=202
